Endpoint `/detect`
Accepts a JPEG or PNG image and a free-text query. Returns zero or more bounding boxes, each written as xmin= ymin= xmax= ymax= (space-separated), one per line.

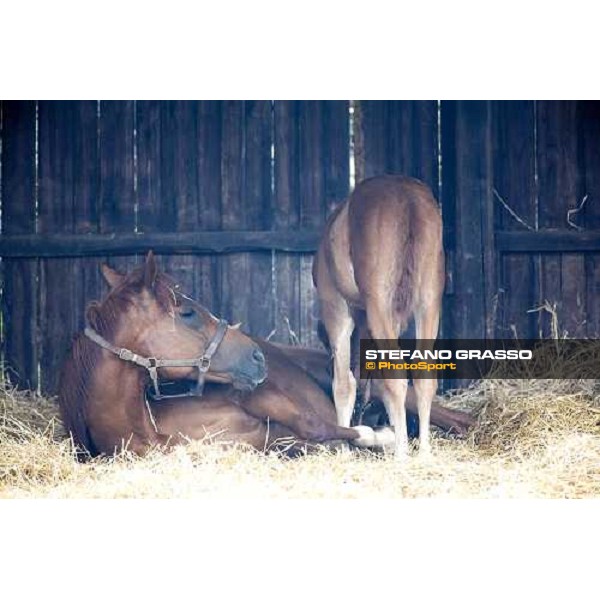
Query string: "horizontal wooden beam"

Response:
xmin=2 ymin=229 xmax=599 ymax=259
xmin=0 ymin=230 xmax=322 ymax=258
xmin=497 ymin=230 xmax=600 ymax=252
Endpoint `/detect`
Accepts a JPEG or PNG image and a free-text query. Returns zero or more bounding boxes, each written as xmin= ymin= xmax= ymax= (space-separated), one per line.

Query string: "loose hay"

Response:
xmin=1 ymin=376 xmax=599 ymax=499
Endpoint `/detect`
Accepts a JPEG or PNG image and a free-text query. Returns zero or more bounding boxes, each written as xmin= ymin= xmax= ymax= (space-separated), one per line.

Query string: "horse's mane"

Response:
xmin=57 ymin=267 xmax=177 ymax=458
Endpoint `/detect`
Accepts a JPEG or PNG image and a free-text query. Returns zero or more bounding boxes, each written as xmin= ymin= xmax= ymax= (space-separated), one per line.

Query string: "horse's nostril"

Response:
xmin=253 ymin=348 xmax=265 ymax=364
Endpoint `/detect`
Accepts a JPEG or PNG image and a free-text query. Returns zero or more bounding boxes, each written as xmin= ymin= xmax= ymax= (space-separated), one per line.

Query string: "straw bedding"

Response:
xmin=1 ymin=374 xmax=599 ymax=499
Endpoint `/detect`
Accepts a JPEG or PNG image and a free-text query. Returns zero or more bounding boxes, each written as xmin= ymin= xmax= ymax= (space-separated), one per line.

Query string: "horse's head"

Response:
xmin=90 ymin=252 xmax=267 ymax=391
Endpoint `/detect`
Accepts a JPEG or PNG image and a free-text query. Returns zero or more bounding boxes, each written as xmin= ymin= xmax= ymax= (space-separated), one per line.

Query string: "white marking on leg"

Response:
xmin=350 ymin=425 xmax=377 ymax=447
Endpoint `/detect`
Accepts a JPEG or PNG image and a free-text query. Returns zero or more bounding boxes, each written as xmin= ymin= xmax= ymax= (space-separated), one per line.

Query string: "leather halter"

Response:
xmin=84 ymin=319 xmax=229 ymax=400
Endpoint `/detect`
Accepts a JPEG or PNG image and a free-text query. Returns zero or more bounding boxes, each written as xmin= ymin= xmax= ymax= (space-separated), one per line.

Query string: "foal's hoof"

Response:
xmin=394 ymin=448 xmax=410 ymax=462
xmin=374 ymin=426 xmax=396 ymax=448
xmin=351 ymin=425 xmax=378 ymax=448
xmin=417 ymin=444 xmax=433 ymax=461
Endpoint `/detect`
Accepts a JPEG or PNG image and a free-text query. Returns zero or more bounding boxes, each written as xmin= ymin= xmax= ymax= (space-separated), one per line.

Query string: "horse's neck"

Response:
xmin=87 ymin=353 xmax=163 ymax=454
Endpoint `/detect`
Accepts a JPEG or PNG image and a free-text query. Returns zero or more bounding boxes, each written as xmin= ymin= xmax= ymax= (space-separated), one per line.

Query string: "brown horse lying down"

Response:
xmin=58 ymin=253 xmax=392 ymax=457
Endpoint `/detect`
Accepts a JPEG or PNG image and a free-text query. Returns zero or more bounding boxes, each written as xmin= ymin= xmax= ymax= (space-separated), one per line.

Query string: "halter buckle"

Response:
xmin=199 ymin=356 xmax=211 ymax=371
xmin=119 ymin=348 xmax=135 ymax=361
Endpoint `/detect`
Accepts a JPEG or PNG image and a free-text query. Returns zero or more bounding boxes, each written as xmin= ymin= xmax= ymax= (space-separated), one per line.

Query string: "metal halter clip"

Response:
xmin=147 ymin=358 xmax=161 ymax=398
xmin=119 ymin=348 xmax=135 ymax=361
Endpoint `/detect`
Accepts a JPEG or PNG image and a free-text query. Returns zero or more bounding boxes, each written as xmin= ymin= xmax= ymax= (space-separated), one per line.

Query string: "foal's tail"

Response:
xmin=393 ymin=216 xmax=418 ymax=328
xmin=394 ymin=199 xmax=443 ymax=329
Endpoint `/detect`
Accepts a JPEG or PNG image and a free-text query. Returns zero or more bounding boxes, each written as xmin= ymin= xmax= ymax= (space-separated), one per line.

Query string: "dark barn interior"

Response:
xmin=0 ymin=100 xmax=599 ymax=395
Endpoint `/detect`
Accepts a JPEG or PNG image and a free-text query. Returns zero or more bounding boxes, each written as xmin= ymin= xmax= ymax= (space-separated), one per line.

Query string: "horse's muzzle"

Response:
xmin=233 ymin=350 xmax=267 ymax=391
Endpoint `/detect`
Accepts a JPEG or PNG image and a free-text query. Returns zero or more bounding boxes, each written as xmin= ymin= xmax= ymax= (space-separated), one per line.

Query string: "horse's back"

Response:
xmin=316 ymin=175 xmax=444 ymax=321
xmin=348 ymin=175 xmax=442 ymax=253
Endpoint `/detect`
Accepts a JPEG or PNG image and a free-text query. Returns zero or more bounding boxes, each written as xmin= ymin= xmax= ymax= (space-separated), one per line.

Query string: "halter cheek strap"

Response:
xmin=83 ymin=319 xmax=229 ymax=400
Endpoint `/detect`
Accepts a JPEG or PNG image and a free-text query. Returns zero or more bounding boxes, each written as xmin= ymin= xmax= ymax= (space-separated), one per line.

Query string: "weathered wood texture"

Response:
xmin=270 ymin=101 xmax=350 ymax=346
xmin=1 ymin=100 xmax=600 ymax=394
xmin=441 ymin=100 xmax=600 ymax=340
xmin=536 ymin=101 xmax=586 ymax=337
xmin=580 ymin=101 xmax=600 ymax=337
xmin=441 ymin=101 xmax=495 ymax=340
xmin=1 ymin=101 xmax=39 ymax=389
xmin=358 ymin=101 xmax=439 ymax=196
xmin=493 ymin=101 xmax=539 ymax=338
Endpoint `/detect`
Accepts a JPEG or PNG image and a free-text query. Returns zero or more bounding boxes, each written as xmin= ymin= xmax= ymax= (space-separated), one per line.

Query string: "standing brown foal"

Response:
xmin=314 ymin=175 xmax=445 ymax=458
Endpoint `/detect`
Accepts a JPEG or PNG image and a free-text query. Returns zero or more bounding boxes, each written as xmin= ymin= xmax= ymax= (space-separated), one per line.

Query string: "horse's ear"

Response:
xmin=86 ymin=302 xmax=101 ymax=329
xmin=143 ymin=250 xmax=159 ymax=289
xmin=100 ymin=264 xmax=125 ymax=289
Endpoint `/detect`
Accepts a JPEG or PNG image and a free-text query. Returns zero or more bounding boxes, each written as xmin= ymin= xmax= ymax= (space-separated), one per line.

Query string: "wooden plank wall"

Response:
xmin=1 ymin=101 xmax=39 ymax=389
xmin=443 ymin=100 xmax=600 ymax=340
xmin=493 ymin=101 xmax=538 ymax=338
xmin=492 ymin=101 xmax=600 ymax=338
xmin=0 ymin=100 xmax=351 ymax=393
xmin=580 ymin=101 xmax=600 ymax=336
xmin=1 ymin=100 xmax=599 ymax=394
xmin=273 ymin=101 xmax=349 ymax=346
xmin=441 ymin=101 xmax=495 ymax=340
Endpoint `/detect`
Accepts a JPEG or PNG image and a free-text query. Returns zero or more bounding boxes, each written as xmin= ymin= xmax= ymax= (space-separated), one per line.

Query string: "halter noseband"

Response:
xmin=84 ymin=319 xmax=229 ymax=400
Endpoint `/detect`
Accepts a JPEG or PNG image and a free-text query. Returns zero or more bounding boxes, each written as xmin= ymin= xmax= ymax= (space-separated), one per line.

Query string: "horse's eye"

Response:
xmin=179 ymin=307 xmax=195 ymax=319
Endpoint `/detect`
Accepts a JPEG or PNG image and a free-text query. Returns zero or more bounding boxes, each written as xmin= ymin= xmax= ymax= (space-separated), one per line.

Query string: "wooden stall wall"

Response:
xmin=0 ymin=100 xmax=351 ymax=393
xmin=2 ymin=101 xmax=39 ymax=390
xmin=492 ymin=101 xmax=600 ymax=339
xmin=1 ymin=100 xmax=600 ymax=394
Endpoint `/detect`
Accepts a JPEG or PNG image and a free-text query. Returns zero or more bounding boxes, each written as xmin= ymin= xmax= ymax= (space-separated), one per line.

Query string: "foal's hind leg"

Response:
xmin=321 ymin=298 xmax=357 ymax=429
xmin=364 ymin=297 xmax=409 ymax=459
xmin=413 ymin=301 xmax=441 ymax=455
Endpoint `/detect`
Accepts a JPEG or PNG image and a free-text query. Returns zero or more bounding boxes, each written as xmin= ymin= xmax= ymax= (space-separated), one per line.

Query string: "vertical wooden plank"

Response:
xmin=244 ymin=100 xmax=274 ymax=338
xmin=272 ymin=101 xmax=349 ymax=347
xmin=216 ymin=101 xmax=274 ymax=336
xmin=359 ymin=101 xmax=387 ymax=179
xmin=220 ymin=101 xmax=249 ymax=328
xmin=273 ymin=101 xmax=301 ymax=343
xmin=441 ymin=100 xmax=494 ymax=339
xmin=410 ymin=100 xmax=440 ymax=198
xmin=537 ymin=101 xmax=585 ymax=336
xmin=298 ymin=101 xmax=324 ymax=347
xmin=440 ymin=100 xmax=457 ymax=343
xmin=99 ymin=101 xmax=137 ymax=277
xmin=195 ymin=101 xmax=222 ymax=312
xmin=352 ymin=100 xmax=365 ymax=185
xmin=137 ymin=100 xmax=163 ymax=234
xmin=358 ymin=101 xmax=438 ymax=195
xmin=493 ymin=101 xmax=538 ymax=338
xmin=298 ymin=101 xmax=350 ymax=347
xmin=322 ymin=100 xmax=350 ymax=215
xmin=1 ymin=101 xmax=39 ymax=389
xmin=160 ymin=101 xmax=198 ymax=296
xmin=71 ymin=101 xmax=101 ymax=348
xmin=386 ymin=101 xmax=411 ymax=175
xmin=580 ymin=101 xmax=600 ymax=337
xmin=38 ymin=101 xmax=76 ymax=393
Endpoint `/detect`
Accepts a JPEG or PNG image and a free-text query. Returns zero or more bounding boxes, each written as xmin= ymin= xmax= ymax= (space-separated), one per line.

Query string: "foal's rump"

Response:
xmin=348 ymin=175 xmax=444 ymax=327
